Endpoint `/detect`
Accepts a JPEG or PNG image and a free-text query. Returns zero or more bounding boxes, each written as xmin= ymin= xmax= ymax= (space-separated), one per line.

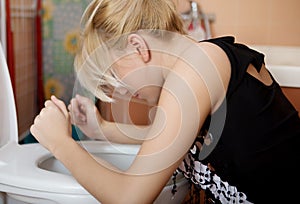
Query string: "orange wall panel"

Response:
xmin=200 ymin=0 xmax=300 ymax=46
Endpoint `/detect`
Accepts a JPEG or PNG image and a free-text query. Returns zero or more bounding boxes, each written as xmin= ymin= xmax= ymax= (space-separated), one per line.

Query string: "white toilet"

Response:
xmin=0 ymin=43 xmax=189 ymax=204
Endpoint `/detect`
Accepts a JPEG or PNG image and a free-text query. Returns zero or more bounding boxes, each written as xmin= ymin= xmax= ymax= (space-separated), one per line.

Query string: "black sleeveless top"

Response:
xmin=177 ymin=36 xmax=300 ymax=203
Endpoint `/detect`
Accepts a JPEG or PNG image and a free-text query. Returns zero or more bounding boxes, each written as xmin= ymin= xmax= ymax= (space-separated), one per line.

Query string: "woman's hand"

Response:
xmin=30 ymin=95 xmax=72 ymax=154
xmin=68 ymin=94 xmax=104 ymax=140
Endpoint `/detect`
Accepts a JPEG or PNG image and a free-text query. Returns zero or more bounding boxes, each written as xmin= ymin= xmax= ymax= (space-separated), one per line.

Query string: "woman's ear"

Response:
xmin=128 ymin=34 xmax=151 ymax=63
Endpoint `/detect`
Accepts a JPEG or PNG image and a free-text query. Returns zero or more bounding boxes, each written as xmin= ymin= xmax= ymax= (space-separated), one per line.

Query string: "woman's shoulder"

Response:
xmin=195 ymin=40 xmax=231 ymax=85
xmin=169 ymin=37 xmax=232 ymax=113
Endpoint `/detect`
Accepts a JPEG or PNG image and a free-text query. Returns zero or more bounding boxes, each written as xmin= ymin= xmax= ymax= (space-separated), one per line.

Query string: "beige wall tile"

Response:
xmin=199 ymin=0 xmax=300 ymax=46
xmin=235 ymin=25 xmax=269 ymax=44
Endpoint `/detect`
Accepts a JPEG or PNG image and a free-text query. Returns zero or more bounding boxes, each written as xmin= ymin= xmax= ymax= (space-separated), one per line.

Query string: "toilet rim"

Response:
xmin=0 ymin=142 xmax=89 ymax=195
xmin=0 ymin=140 xmax=143 ymax=194
xmin=1 ymin=140 xmax=186 ymax=195
xmin=0 ymin=141 xmax=187 ymax=195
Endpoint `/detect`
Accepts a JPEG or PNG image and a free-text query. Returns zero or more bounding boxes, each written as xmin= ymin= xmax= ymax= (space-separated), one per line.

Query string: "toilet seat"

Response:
xmin=0 ymin=141 xmax=100 ymax=204
xmin=0 ymin=140 xmax=148 ymax=204
xmin=0 ymin=140 xmax=142 ymax=195
xmin=0 ymin=142 xmax=86 ymax=194
xmin=0 ymin=141 xmax=189 ymax=204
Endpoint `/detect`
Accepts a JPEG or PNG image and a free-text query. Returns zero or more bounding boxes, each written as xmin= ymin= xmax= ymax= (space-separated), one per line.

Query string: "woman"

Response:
xmin=30 ymin=0 xmax=300 ymax=203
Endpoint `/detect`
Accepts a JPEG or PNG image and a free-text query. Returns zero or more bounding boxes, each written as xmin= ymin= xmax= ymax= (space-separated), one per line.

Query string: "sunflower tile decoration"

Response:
xmin=42 ymin=0 xmax=91 ymax=103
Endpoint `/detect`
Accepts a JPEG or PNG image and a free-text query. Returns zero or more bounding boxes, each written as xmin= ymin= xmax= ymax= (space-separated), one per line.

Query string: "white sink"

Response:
xmin=250 ymin=45 xmax=300 ymax=88
xmin=249 ymin=45 xmax=300 ymax=67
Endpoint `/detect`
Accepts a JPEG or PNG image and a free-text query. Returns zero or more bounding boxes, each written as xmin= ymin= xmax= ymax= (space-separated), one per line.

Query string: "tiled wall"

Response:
xmin=200 ymin=0 xmax=300 ymax=46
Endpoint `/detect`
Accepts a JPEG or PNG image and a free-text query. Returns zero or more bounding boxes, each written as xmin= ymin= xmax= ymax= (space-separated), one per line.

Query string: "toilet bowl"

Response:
xmin=0 ymin=141 xmax=189 ymax=204
xmin=0 ymin=43 xmax=189 ymax=204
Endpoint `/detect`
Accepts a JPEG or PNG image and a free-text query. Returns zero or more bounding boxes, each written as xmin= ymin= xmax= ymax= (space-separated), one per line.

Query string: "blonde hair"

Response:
xmin=74 ymin=0 xmax=187 ymax=102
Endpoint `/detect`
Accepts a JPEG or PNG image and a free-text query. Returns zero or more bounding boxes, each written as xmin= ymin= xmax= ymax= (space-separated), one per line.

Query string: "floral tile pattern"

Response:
xmin=42 ymin=0 xmax=91 ymax=103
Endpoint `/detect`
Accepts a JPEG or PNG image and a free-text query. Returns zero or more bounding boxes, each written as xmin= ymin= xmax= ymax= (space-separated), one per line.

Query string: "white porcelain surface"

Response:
xmin=0 ymin=43 xmax=18 ymax=147
xmin=267 ymin=65 xmax=300 ymax=88
xmin=0 ymin=141 xmax=189 ymax=204
xmin=250 ymin=45 xmax=300 ymax=67
xmin=250 ymin=45 xmax=300 ymax=87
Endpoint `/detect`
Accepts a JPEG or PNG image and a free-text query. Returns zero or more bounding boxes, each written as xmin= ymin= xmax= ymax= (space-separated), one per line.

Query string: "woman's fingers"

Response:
xmin=69 ymin=96 xmax=87 ymax=124
xmin=50 ymin=95 xmax=69 ymax=119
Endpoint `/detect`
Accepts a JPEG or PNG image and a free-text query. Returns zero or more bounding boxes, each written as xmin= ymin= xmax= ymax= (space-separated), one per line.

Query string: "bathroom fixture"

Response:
xmin=250 ymin=45 xmax=300 ymax=114
xmin=180 ymin=1 xmax=214 ymax=40
xmin=0 ymin=42 xmax=189 ymax=204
